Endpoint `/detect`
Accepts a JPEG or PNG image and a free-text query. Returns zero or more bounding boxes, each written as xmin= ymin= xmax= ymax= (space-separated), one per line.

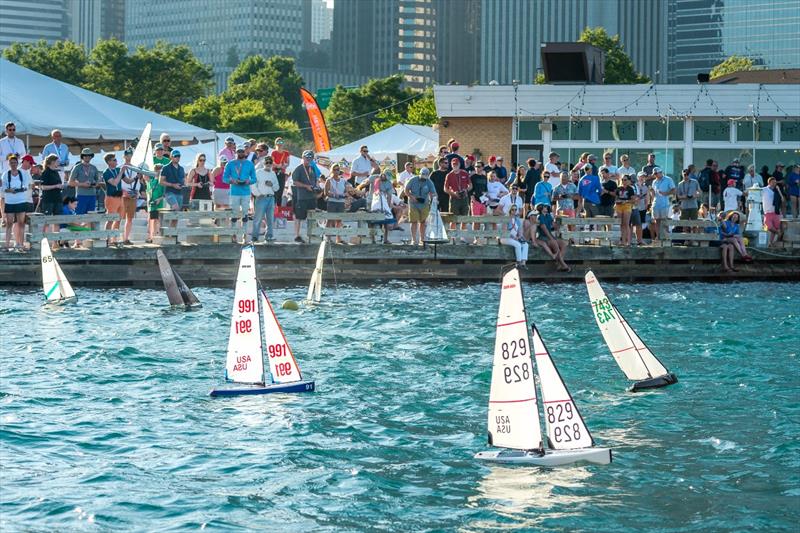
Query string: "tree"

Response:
xmin=2 ymin=39 xmax=87 ymax=86
xmin=371 ymin=89 xmax=438 ymax=132
xmin=82 ymin=38 xmax=131 ymax=102
xmin=710 ymin=55 xmax=755 ymax=79
xmin=225 ymin=55 xmax=304 ymax=126
xmin=325 ymin=75 xmax=415 ymax=145
xmin=577 ymin=27 xmax=650 ymax=84
xmin=167 ymin=94 xmax=223 ymax=130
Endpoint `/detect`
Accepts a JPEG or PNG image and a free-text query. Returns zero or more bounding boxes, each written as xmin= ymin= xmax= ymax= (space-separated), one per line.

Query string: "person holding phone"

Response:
xmin=2 ymin=154 xmax=31 ymax=251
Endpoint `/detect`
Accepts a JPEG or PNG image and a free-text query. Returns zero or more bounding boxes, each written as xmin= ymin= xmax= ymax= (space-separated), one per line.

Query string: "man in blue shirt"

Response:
xmin=650 ymin=167 xmax=676 ymax=242
xmin=160 ymin=149 xmax=185 ymax=211
xmin=223 ymin=144 xmax=257 ymax=243
xmin=577 ymin=164 xmax=602 ymax=217
xmin=41 ymin=129 xmax=70 ymax=179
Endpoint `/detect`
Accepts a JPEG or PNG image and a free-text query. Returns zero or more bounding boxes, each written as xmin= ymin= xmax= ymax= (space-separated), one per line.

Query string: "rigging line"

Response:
xmin=230 ymin=92 xmax=424 ymax=136
xmin=328 ymin=239 xmax=338 ymax=291
xmin=745 ymin=246 xmax=798 ymax=258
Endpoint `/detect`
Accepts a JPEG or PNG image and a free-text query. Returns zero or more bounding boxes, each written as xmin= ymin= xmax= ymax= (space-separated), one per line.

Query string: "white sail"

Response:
xmin=584 ymin=271 xmax=669 ymax=380
xmin=130 ymin=123 xmax=152 ymax=168
xmin=225 ymin=247 xmax=265 ymax=384
xmin=487 ymin=267 xmax=543 ymax=451
xmin=41 ymin=238 xmax=74 ymax=302
xmin=424 ymin=198 xmax=448 ymax=242
xmin=306 ymin=239 xmax=326 ymax=303
xmin=261 ymin=289 xmax=303 ymax=384
xmin=532 ymin=326 xmax=594 ymax=450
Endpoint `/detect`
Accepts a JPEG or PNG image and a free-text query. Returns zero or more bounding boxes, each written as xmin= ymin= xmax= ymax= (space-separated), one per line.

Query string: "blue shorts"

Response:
xmin=165 ymin=191 xmax=182 ymax=210
xmin=76 ymin=195 xmax=96 ymax=214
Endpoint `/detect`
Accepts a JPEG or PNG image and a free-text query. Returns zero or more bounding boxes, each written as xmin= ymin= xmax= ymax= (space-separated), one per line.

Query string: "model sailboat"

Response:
xmin=476 ymin=266 xmax=611 ymax=466
xmin=210 ymin=246 xmax=315 ymax=397
xmin=40 ymin=238 xmax=76 ymax=304
xmin=157 ymin=250 xmax=201 ymax=309
xmin=305 ymin=239 xmax=326 ymax=304
xmin=127 ymin=123 xmax=156 ymax=177
xmin=424 ymin=198 xmax=448 ymax=243
xmin=584 ymin=271 xmax=678 ymax=392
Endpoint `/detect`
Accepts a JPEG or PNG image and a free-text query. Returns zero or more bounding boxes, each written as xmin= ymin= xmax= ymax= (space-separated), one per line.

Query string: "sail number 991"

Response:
xmin=235 ymin=319 xmax=252 ymax=334
xmin=238 ymin=299 xmax=256 ymax=313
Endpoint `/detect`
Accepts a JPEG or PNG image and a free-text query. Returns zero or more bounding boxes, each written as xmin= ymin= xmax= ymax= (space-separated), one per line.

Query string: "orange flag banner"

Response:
xmin=300 ymin=88 xmax=331 ymax=153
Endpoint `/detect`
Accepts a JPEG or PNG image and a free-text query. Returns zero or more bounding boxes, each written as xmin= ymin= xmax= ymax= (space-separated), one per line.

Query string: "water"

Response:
xmin=1 ymin=281 xmax=798 ymax=532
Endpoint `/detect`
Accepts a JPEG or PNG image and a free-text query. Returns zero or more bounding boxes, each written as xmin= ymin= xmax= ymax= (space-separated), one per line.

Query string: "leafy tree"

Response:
xmin=167 ymin=94 xmax=223 ymax=130
xmin=577 ymin=27 xmax=650 ymax=84
xmin=710 ymin=55 xmax=755 ymax=79
xmin=82 ymin=38 xmax=131 ymax=102
xmin=2 ymin=39 xmax=87 ymax=86
xmin=371 ymin=89 xmax=438 ymax=132
xmin=325 ymin=75 xmax=415 ymax=145
xmin=226 ymin=55 xmax=304 ymax=125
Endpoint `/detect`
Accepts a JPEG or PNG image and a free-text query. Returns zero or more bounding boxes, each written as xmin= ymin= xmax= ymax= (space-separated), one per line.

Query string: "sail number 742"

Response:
xmin=591 ymin=297 xmax=615 ymax=324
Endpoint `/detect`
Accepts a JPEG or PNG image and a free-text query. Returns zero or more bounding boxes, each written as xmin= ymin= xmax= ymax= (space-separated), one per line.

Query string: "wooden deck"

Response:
xmin=1 ymin=242 xmax=798 ymax=288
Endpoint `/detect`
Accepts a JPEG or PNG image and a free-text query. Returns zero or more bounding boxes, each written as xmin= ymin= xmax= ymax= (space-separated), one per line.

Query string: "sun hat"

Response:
xmin=80 ymin=147 xmax=94 ymax=157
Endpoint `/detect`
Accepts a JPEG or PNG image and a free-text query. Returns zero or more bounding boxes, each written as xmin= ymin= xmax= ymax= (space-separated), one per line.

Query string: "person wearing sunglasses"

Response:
xmin=0 ymin=122 xmax=26 ymax=174
xmin=188 ymin=153 xmax=211 ymax=202
xmin=351 ymin=145 xmax=380 ymax=186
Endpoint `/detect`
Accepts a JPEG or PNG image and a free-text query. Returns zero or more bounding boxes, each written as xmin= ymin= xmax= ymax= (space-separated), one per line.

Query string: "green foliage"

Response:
xmin=2 ymin=39 xmax=87 ymax=86
xmin=167 ymin=95 xmax=223 ymax=130
xmin=82 ymin=39 xmax=130 ymax=102
xmin=534 ymin=72 xmax=546 ymax=84
xmin=325 ymin=75 xmax=415 ymax=145
xmin=371 ymin=89 xmax=438 ymax=132
xmin=226 ymin=55 xmax=304 ymax=125
xmin=710 ymin=55 xmax=755 ymax=79
xmin=578 ymin=27 xmax=650 ymax=84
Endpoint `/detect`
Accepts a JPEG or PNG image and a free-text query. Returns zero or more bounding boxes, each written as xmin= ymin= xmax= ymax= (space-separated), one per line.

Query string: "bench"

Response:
xmin=557 ymin=216 xmax=620 ymax=245
xmin=306 ymin=211 xmax=386 ymax=243
xmin=658 ymin=219 xmax=719 ymax=246
xmin=28 ymin=213 xmax=121 ymax=248
xmin=440 ymin=214 xmax=504 ymax=244
xmin=159 ymin=210 xmax=238 ymax=243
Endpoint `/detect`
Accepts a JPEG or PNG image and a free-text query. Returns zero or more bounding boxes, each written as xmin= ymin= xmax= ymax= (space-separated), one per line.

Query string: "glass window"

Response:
xmin=516 ymin=120 xmax=541 ymax=141
xmin=694 ymin=121 xmax=731 ymax=141
xmin=644 ymin=120 xmax=684 ymax=141
xmin=597 ymin=120 xmax=637 ymax=141
xmin=552 ymin=120 xmax=591 ymax=141
xmin=780 ymin=121 xmax=800 ymax=142
xmin=736 ymin=120 xmax=774 ymax=142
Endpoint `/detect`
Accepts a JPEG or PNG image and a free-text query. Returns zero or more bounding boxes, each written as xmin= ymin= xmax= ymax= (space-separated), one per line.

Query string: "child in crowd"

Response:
xmin=146 ymin=164 xmax=165 ymax=243
xmin=58 ymin=196 xmax=87 ymax=249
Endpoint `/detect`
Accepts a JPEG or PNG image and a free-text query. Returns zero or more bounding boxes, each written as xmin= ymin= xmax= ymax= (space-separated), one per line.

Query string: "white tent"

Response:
xmin=0 ymin=58 xmax=215 ymax=151
xmin=317 ymin=124 xmax=438 ymax=163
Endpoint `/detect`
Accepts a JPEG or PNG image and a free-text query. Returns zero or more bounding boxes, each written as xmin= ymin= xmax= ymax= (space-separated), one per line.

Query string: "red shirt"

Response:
xmin=271 ymin=149 xmax=290 ymax=169
xmin=445 ymin=169 xmax=471 ymax=194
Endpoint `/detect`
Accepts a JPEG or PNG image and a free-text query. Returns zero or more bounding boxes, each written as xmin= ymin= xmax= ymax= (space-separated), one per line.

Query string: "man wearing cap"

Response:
xmin=42 ymin=129 xmax=70 ymax=176
xmin=219 ymin=136 xmax=237 ymax=163
xmin=102 ymin=153 xmax=124 ymax=244
xmin=762 ymin=177 xmax=784 ymax=246
xmin=649 ymin=167 xmax=675 ymax=242
xmin=153 ymin=143 xmax=170 ymax=167
xmin=722 ymin=178 xmax=743 ymax=213
xmin=0 ymin=122 xmax=26 ymax=174
xmin=270 ymin=137 xmax=290 ymax=203
xmin=641 ymin=153 xmax=657 ymax=177
xmin=224 ymin=145 xmax=257 ymax=243
xmin=444 ymin=141 xmax=465 ymax=171
xmin=68 ymin=148 xmax=100 ymax=214
xmin=405 ymin=167 xmax=437 ymax=245
xmin=290 ymin=150 xmax=318 ymax=243
xmin=724 ymin=158 xmax=745 ymax=190
xmin=119 ymin=147 xmax=141 ymax=245
xmin=598 ymin=168 xmax=617 ymax=217
xmin=495 ymin=155 xmax=509 ymax=183
xmin=351 ymin=145 xmax=380 ymax=186
xmin=577 ymin=164 xmax=602 ymax=218
xmin=585 ymin=154 xmax=599 ymax=177
xmin=251 ymin=155 xmax=277 ymax=243
xmin=160 ymin=149 xmax=186 ymax=212
xmin=544 ymin=151 xmax=560 ymax=178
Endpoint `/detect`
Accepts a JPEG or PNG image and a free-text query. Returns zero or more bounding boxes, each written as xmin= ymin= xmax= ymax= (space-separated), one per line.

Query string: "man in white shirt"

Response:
xmin=617 ymin=154 xmax=635 ymax=179
xmin=544 ymin=151 xmax=560 ymax=177
xmin=351 ymin=145 xmax=380 ymax=185
xmin=251 ymin=156 xmax=278 ymax=242
xmin=761 ymin=177 xmax=783 ymax=246
xmin=41 ymin=129 xmax=70 ymax=176
xmin=398 ymin=161 xmax=415 ymax=189
xmin=598 ymin=152 xmax=618 ymax=177
xmin=497 ymin=184 xmax=524 ymax=215
xmin=722 ymin=179 xmax=743 ymax=213
xmin=0 ymin=122 xmax=26 ymax=173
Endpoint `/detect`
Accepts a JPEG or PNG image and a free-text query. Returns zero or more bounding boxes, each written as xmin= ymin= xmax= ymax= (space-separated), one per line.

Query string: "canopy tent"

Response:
xmin=0 ymin=58 xmax=215 ymax=152
xmin=317 ymin=124 xmax=438 ymax=163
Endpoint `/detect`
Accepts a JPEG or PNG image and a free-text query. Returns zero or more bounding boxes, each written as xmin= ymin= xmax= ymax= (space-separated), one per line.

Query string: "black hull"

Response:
xmin=630 ymin=373 xmax=678 ymax=392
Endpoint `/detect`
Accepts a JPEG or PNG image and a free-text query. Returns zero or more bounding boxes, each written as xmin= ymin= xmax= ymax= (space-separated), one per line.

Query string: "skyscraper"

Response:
xmin=0 ymin=0 xmax=69 ymax=50
xmin=125 ymin=0 xmax=304 ymax=91
xmin=68 ymin=0 xmax=125 ymax=51
xmin=310 ymin=0 xmax=333 ymax=44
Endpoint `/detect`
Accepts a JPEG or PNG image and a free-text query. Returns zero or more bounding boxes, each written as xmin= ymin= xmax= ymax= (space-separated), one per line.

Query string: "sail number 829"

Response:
xmin=503 ymin=362 xmax=530 ymax=384
xmin=501 ymin=338 xmax=527 ymax=359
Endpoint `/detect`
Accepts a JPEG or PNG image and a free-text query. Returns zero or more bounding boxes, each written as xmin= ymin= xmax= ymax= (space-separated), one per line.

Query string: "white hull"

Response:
xmin=475 ymin=447 xmax=612 ymax=466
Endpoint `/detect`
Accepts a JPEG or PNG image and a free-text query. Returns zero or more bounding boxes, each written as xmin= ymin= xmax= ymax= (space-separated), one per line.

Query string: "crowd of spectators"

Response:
xmin=1 ymin=121 xmax=798 ymax=271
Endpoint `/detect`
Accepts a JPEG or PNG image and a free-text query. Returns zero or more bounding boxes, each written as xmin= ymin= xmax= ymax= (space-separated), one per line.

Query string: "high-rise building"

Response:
xmin=310 ymin=0 xmax=333 ymax=44
xmin=68 ymin=0 xmax=125 ymax=51
xmin=479 ymin=0 xmax=669 ymax=85
xmin=0 ymin=0 xmax=69 ymax=50
xmin=125 ymin=0 xmax=304 ymax=91
xmin=332 ymin=0 xmax=399 ymax=79
xmin=667 ymin=0 xmax=800 ymax=83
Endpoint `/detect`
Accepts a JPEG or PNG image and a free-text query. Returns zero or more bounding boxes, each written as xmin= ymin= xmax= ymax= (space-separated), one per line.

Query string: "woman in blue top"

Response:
xmin=531 ymin=178 xmax=553 ymax=214
xmin=719 ymin=211 xmax=751 ymax=272
xmin=534 ymin=203 xmax=570 ymax=272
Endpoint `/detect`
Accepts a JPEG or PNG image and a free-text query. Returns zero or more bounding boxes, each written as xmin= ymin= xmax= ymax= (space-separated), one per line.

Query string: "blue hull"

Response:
xmin=209 ymin=380 xmax=315 ymax=397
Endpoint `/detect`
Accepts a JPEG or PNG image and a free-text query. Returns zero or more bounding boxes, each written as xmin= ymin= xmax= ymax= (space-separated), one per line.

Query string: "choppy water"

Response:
xmin=1 ymin=281 xmax=798 ymax=532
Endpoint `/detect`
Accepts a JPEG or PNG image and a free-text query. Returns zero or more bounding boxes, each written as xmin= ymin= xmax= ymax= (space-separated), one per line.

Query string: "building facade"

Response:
xmin=434 ymin=84 xmax=800 ymax=177
xmin=310 ymin=0 xmax=333 ymax=44
xmin=125 ymin=0 xmax=303 ymax=91
xmin=68 ymin=0 xmax=125 ymax=51
xmin=667 ymin=0 xmax=800 ymax=83
xmin=0 ymin=0 xmax=69 ymax=50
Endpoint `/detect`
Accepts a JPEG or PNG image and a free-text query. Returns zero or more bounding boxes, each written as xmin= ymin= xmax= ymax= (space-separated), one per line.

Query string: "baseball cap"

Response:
xmin=653 ymin=167 xmax=663 ymax=174
xmin=727 ymin=179 xmax=736 ymax=186
xmin=302 ymin=150 xmax=314 ymax=158
xmin=637 ymin=171 xmax=646 ymax=177
xmin=170 ymin=149 xmax=181 ymax=157
xmin=21 ymin=154 xmax=35 ymax=164
xmin=733 ymin=158 xmax=740 ymax=163
xmin=236 ymin=144 xmax=246 ymax=153
xmin=124 ymin=147 xmax=133 ymax=155
xmin=154 ymin=143 xmax=164 ymax=150
xmin=219 ymin=155 xmax=228 ymax=163
xmin=583 ymin=163 xmax=592 ymax=171
xmin=488 ymin=155 xmax=497 ymax=162
xmin=224 ymin=136 xmax=235 ymax=143
xmin=420 ymin=167 xmax=431 ymax=177
xmin=451 ymin=142 xmax=460 ymax=150
xmin=588 ymin=154 xmax=597 ymax=160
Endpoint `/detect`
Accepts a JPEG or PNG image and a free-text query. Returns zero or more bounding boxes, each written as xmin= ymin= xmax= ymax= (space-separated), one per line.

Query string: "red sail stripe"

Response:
xmin=497 ymin=319 xmax=526 ymax=328
xmin=490 ymin=397 xmax=536 ymax=404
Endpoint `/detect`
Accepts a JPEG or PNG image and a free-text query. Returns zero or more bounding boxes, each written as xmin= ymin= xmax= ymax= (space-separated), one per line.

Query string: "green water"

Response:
xmin=1 ymin=281 xmax=798 ymax=531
